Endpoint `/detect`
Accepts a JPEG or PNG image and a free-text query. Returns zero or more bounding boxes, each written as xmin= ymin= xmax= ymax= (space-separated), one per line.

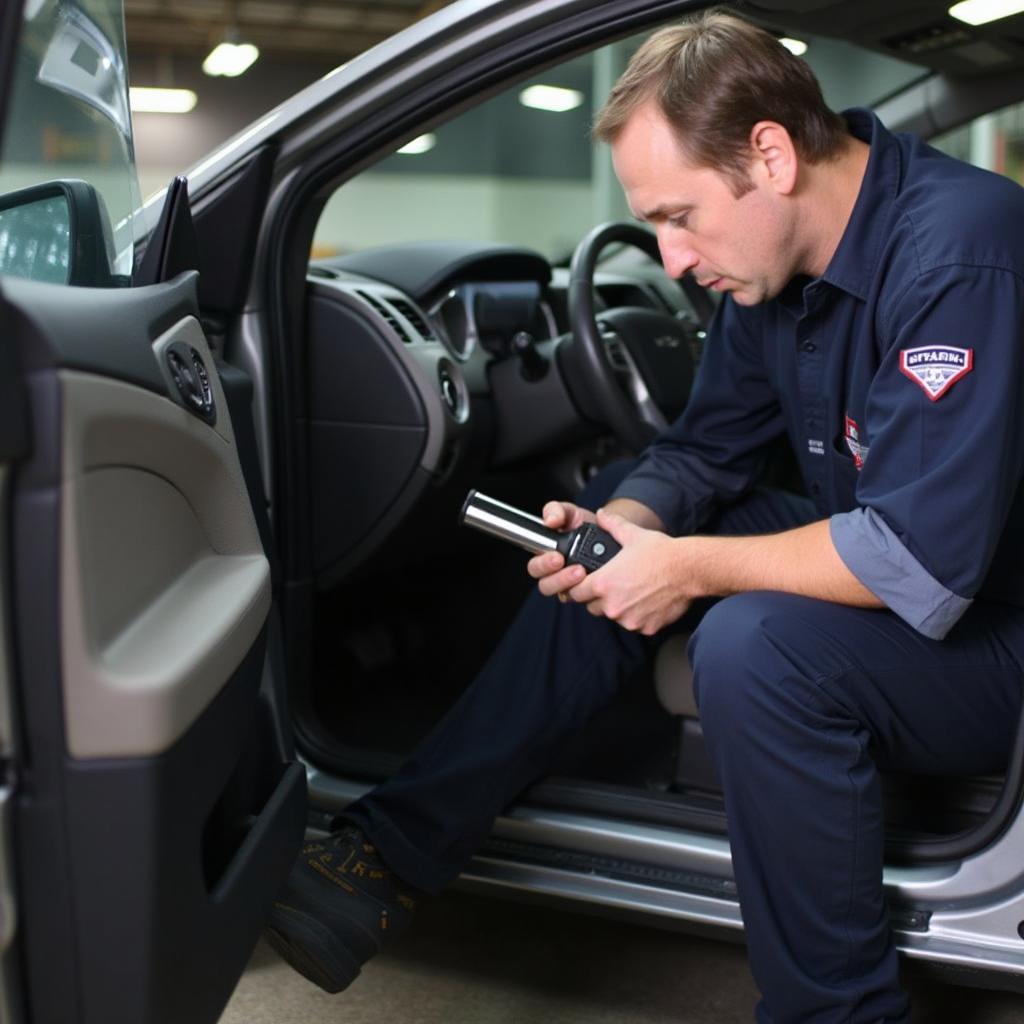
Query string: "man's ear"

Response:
xmin=749 ymin=121 xmax=798 ymax=195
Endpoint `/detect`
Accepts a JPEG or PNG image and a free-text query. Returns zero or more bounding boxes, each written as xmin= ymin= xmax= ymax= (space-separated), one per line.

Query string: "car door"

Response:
xmin=0 ymin=3 xmax=305 ymax=1023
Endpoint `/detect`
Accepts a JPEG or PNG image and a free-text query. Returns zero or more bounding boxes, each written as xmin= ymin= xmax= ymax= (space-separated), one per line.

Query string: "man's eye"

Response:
xmin=669 ymin=214 xmax=690 ymax=229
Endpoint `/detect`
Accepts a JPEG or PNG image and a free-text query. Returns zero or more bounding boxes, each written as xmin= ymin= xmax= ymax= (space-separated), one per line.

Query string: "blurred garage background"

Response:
xmin=125 ymin=0 xmax=1024 ymax=263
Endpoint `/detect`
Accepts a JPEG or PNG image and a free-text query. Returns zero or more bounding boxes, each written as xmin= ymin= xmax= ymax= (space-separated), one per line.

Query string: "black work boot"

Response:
xmin=264 ymin=825 xmax=419 ymax=992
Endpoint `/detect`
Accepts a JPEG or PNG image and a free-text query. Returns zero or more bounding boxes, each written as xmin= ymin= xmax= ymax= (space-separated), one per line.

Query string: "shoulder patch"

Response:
xmin=899 ymin=346 xmax=973 ymax=401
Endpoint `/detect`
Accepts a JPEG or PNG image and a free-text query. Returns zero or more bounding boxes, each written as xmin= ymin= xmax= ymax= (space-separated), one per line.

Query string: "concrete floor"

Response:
xmin=219 ymin=890 xmax=1024 ymax=1023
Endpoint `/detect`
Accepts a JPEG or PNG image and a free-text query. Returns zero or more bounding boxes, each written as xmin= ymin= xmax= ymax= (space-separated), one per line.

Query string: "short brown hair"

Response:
xmin=593 ymin=9 xmax=848 ymax=195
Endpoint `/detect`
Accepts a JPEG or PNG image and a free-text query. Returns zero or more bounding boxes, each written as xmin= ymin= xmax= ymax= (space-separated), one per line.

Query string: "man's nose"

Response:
xmin=658 ymin=234 xmax=699 ymax=279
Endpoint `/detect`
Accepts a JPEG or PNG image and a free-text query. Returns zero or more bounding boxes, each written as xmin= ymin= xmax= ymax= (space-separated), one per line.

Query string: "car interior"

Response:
xmin=242 ymin=0 xmax=1024 ymax=885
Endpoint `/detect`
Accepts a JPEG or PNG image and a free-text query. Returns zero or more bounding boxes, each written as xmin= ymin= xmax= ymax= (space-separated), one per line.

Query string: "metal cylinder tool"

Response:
xmin=460 ymin=490 xmax=620 ymax=571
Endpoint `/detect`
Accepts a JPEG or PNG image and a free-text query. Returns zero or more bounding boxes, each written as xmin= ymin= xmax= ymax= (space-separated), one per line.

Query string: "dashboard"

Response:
xmin=303 ymin=241 xmax=704 ymax=586
xmin=432 ymin=280 xmax=558 ymax=363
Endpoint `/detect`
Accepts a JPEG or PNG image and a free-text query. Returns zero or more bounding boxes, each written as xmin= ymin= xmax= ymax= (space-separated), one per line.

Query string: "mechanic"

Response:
xmin=266 ymin=11 xmax=1024 ymax=1022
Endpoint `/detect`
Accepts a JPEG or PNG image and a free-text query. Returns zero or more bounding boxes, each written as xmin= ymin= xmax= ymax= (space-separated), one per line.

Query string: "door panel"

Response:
xmin=60 ymin=357 xmax=269 ymax=759
xmin=5 ymin=273 xmax=305 ymax=1024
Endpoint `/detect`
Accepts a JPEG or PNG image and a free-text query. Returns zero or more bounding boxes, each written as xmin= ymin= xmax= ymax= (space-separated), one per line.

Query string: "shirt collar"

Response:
xmin=818 ymin=108 xmax=902 ymax=302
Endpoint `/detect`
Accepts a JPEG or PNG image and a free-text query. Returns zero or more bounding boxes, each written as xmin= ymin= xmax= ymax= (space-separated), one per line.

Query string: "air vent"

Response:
xmin=355 ymin=290 xmax=412 ymax=343
xmin=389 ymin=298 xmax=437 ymax=341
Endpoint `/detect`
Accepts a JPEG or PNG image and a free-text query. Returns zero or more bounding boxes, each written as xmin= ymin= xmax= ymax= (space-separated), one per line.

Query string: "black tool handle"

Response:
xmin=557 ymin=522 xmax=621 ymax=571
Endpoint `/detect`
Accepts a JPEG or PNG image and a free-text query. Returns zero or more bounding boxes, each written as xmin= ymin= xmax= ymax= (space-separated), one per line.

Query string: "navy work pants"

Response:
xmin=343 ymin=463 xmax=1024 ymax=1023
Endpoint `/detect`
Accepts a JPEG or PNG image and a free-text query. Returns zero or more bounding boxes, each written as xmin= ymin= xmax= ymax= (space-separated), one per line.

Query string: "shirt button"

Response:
xmin=802 ymin=340 xmax=817 ymax=352
xmin=810 ymin=482 xmax=821 ymax=495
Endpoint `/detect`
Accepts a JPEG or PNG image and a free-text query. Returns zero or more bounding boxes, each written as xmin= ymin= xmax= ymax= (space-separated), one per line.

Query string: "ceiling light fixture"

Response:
xmin=397 ymin=133 xmax=436 ymax=155
xmin=779 ymin=37 xmax=809 ymax=56
xmin=949 ymin=0 xmax=1024 ymax=24
xmin=129 ymin=87 xmax=197 ymax=114
xmin=202 ymin=38 xmax=259 ymax=77
xmin=519 ymin=84 xmax=584 ymax=112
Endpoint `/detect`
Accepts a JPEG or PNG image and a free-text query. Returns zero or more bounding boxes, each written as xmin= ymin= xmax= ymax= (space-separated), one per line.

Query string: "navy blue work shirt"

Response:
xmin=611 ymin=109 xmax=1024 ymax=640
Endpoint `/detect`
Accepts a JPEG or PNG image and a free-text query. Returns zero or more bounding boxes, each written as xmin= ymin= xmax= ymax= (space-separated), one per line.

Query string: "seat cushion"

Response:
xmin=653 ymin=632 xmax=699 ymax=718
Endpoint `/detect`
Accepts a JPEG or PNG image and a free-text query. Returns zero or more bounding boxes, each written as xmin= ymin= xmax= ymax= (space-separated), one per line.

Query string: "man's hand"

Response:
xmin=526 ymin=496 xmax=667 ymax=603
xmin=565 ymin=509 xmax=695 ymax=635
xmin=526 ymin=500 xmax=596 ymax=600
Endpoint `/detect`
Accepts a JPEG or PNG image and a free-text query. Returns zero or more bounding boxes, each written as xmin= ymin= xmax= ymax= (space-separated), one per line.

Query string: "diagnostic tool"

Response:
xmin=460 ymin=490 xmax=621 ymax=572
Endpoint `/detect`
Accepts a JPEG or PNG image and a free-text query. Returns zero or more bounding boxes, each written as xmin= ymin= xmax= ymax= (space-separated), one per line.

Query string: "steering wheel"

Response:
xmin=563 ymin=222 xmax=714 ymax=453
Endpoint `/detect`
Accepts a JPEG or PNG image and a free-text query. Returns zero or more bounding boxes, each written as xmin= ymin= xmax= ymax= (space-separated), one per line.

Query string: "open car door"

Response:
xmin=0 ymin=2 xmax=305 ymax=1022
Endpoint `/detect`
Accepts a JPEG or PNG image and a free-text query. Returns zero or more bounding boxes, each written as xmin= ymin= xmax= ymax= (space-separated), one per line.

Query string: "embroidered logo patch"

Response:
xmin=899 ymin=346 xmax=973 ymax=401
xmin=844 ymin=415 xmax=868 ymax=470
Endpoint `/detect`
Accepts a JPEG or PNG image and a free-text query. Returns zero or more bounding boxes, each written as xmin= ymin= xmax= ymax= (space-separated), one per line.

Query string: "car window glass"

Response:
xmin=0 ymin=0 xmax=141 ymax=285
xmin=931 ymin=103 xmax=1024 ymax=185
xmin=312 ymin=28 xmax=922 ymax=264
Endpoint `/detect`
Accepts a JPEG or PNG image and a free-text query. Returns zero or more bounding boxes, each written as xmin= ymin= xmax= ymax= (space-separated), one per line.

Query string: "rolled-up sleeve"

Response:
xmin=610 ymin=297 xmax=786 ymax=534
xmin=831 ymin=507 xmax=971 ymax=639
xmin=838 ymin=265 xmax=1024 ymax=638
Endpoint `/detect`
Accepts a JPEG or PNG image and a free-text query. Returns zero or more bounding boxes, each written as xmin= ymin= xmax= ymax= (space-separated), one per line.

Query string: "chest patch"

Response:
xmin=899 ymin=346 xmax=973 ymax=401
xmin=844 ymin=415 xmax=868 ymax=470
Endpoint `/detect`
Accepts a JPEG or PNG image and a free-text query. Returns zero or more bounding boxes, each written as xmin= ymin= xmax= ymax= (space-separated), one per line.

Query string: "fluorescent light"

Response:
xmin=202 ymin=41 xmax=259 ymax=77
xmin=949 ymin=0 xmax=1024 ymax=23
xmin=779 ymin=37 xmax=808 ymax=56
xmin=398 ymin=133 xmax=436 ymax=155
xmin=519 ymin=84 xmax=584 ymax=113
xmin=950 ymin=0 xmax=1024 ymax=23
xmin=129 ymin=87 xmax=197 ymax=114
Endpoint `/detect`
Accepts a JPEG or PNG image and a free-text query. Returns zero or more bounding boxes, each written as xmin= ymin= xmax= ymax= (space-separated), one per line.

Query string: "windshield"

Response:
xmin=312 ymin=26 xmax=923 ymax=265
xmin=0 ymin=0 xmax=142 ymax=280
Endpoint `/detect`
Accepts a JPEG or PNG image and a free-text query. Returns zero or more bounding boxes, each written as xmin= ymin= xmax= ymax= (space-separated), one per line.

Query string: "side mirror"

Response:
xmin=0 ymin=179 xmax=116 ymax=286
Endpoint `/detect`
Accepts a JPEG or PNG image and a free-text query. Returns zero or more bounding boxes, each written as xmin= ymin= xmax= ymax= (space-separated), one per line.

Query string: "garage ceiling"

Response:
xmin=743 ymin=0 xmax=1024 ymax=77
xmin=124 ymin=0 xmax=1024 ymax=74
xmin=124 ymin=0 xmax=456 ymax=61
